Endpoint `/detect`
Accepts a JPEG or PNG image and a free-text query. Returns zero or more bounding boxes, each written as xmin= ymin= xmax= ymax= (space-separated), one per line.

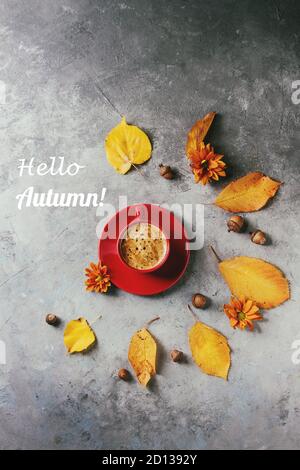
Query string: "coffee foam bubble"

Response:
xmin=120 ymin=223 xmax=167 ymax=270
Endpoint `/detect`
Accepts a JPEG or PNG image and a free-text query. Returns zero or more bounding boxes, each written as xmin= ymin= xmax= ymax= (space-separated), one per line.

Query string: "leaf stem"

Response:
xmin=145 ymin=316 xmax=160 ymax=328
xmin=209 ymin=245 xmax=222 ymax=263
xmin=119 ymin=151 xmax=147 ymax=180
xmin=187 ymin=304 xmax=198 ymax=322
xmin=130 ymin=162 xmax=147 ymax=179
xmin=90 ymin=314 xmax=102 ymax=326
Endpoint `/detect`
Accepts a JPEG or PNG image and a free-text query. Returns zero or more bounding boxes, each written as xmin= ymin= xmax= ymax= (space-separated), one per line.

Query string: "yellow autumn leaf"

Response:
xmin=186 ymin=111 xmax=216 ymax=157
xmin=215 ymin=172 xmax=281 ymax=212
xmin=105 ymin=117 xmax=152 ymax=174
xmin=128 ymin=328 xmax=157 ymax=386
xmin=64 ymin=318 xmax=96 ymax=354
xmin=219 ymin=256 xmax=290 ymax=309
xmin=189 ymin=321 xmax=231 ymax=380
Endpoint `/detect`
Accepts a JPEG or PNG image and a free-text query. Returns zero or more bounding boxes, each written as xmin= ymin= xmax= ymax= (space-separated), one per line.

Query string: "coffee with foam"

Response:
xmin=120 ymin=223 xmax=167 ymax=270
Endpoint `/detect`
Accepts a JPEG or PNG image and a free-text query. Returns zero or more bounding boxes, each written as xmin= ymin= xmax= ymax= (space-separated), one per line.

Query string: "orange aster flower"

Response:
xmin=85 ymin=262 xmax=111 ymax=293
xmin=224 ymin=296 xmax=263 ymax=331
xmin=189 ymin=142 xmax=226 ymax=185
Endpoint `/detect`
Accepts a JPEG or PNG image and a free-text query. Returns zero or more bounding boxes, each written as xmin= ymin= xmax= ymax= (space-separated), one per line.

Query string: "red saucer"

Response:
xmin=99 ymin=204 xmax=190 ymax=296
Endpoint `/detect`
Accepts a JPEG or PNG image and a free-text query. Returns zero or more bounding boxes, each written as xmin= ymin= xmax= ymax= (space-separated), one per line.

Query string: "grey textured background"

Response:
xmin=0 ymin=0 xmax=300 ymax=450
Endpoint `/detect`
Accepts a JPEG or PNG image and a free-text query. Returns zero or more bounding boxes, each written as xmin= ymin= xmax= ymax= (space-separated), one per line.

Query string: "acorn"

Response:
xmin=118 ymin=368 xmax=131 ymax=381
xmin=159 ymin=164 xmax=174 ymax=180
xmin=251 ymin=230 xmax=267 ymax=245
xmin=170 ymin=349 xmax=184 ymax=363
xmin=227 ymin=215 xmax=245 ymax=233
xmin=192 ymin=293 xmax=207 ymax=309
xmin=45 ymin=313 xmax=59 ymax=326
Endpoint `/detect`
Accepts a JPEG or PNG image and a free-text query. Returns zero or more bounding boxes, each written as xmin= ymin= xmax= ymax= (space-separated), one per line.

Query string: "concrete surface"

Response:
xmin=0 ymin=0 xmax=300 ymax=450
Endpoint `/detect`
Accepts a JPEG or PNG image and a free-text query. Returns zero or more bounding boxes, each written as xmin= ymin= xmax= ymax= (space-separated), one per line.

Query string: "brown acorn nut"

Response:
xmin=192 ymin=293 xmax=207 ymax=309
xmin=251 ymin=230 xmax=267 ymax=245
xmin=159 ymin=164 xmax=174 ymax=180
xmin=170 ymin=350 xmax=184 ymax=363
xmin=227 ymin=215 xmax=245 ymax=233
xmin=118 ymin=368 xmax=130 ymax=381
xmin=45 ymin=313 xmax=59 ymax=326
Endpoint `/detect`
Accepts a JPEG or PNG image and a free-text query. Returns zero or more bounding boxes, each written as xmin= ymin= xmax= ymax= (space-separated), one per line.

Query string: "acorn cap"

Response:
xmin=118 ymin=368 xmax=130 ymax=381
xmin=159 ymin=164 xmax=174 ymax=179
xmin=251 ymin=230 xmax=267 ymax=245
xmin=170 ymin=350 xmax=184 ymax=362
xmin=46 ymin=313 xmax=59 ymax=326
xmin=192 ymin=293 xmax=207 ymax=309
xmin=227 ymin=215 xmax=245 ymax=233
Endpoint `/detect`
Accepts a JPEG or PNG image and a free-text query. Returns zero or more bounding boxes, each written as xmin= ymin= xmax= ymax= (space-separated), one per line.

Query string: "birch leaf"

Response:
xmin=189 ymin=321 xmax=231 ymax=380
xmin=186 ymin=111 xmax=216 ymax=157
xmin=215 ymin=172 xmax=281 ymax=212
xmin=105 ymin=117 xmax=152 ymax=174
xmin=219 ymin=256 xmax=290 ymax=309
xmin=128 ymin=328 xmax=157 ymax=386
xmin=64 ymin=318 xmax=96 ymax=354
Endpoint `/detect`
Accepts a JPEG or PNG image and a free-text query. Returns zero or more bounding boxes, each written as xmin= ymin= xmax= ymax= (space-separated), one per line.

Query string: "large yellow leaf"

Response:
xmin=105 ymin=117 xmax=152 ymax=174
xmin=128 ymin=328 xmax=157 ymax=386
xmin=186 ymin=112 xmax=216 ymax=157
xmin=215 ymin=172 xmax=281 ymax=212
xmin=64 ymin=318 xmax=96 ymax=354
xmin=219 ymin=256 xmax=290 ymax=309
xmin=189 ymin=321 xmax=231 ymax=380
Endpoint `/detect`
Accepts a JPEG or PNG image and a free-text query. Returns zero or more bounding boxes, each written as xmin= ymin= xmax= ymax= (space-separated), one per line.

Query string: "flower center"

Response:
xmin=201 ymin=159 xmax=208 ymax=170
xmin=238 ymin=311 xmax=246 ymax=321
xmin=95 ymin=275 xmax=103 ymax=282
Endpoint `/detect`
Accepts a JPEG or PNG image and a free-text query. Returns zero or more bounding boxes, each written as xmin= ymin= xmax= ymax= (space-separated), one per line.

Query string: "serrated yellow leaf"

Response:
xmin=64 ymin=318 xmax=96 ymax=354
xmin=219 ymin=256 xmax=290 ymax=309
xmin=186 ymin=112 xmax=216 ymax=157
xmin=128 ymin=328 xmax=156 ymax=386
xmin=215 ymin=172 xmax=281 ymax=212
xmin=189 ymin=321 xmax=231 ymax=380
xmin=105 ymin=117 xmax=152 ymax=174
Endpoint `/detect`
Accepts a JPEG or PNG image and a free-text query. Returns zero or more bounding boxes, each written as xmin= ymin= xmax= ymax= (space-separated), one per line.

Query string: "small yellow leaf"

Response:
xmin=215 ymin=172 xmax=281 ymax=212
xmin=64 ymin=318 xmax=96 ymax=354
xmin=189 ymin=321 xmax=231 ymax=380
xmin=219 ymin=256 xmax=290 ymax=309
xmin=105 ymin=117 xmax=152 ymax=174
xmin=128 ymin=328 xmax=157 ymax=386
xmin=186 ymin=112 xmax=216 ymax=157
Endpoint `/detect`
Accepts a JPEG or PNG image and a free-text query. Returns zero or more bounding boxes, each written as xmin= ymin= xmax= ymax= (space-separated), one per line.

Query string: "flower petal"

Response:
xmin=243 ymin=299 xmax=254 ymax=313
xmin=232 ymin=297 xmax=242 ymax=311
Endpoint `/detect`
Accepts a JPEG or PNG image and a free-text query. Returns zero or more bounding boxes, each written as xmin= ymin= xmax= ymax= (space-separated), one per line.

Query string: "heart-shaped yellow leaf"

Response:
xmin=105 ymin=117 xmax=152 ymax=174
xmin=215 ymin=172 xmax=281 ymax=212
xmin=219 ymin=256 xmax=290 ymax=309
xmin=64 ymin=318 xmax=96 ymax=354
xmin=189 ymin=321 xmax=231 ymax=380
xmin=128 ymin=328 xmax=157 ymax=386
xmin=186 ymin=112 xmax=216 ymax=157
